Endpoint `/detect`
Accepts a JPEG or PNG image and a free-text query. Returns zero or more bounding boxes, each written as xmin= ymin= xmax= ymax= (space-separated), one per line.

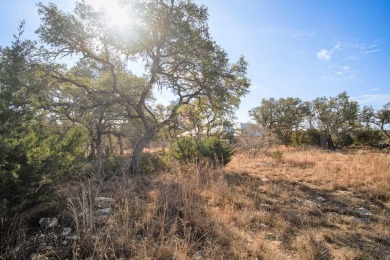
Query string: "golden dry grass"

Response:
xmin=8 ymin=147 xmax=390 ymax=259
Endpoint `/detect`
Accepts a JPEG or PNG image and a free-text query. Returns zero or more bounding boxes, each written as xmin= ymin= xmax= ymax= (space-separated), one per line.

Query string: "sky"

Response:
xmin=1 ymin=0 xmax=389 ymax=122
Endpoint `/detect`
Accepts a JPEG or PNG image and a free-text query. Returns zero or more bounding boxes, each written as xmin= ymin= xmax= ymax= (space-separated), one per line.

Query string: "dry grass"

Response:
xmin=3 ymin=147 xmax=390 ymax=259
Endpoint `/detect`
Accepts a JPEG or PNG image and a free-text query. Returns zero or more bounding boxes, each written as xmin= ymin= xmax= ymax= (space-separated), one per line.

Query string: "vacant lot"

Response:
xmin=6 ymin=147 xmax=390 ymax=259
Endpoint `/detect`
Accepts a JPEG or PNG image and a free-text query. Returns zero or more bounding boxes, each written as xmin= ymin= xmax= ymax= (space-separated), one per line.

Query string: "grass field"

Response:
xmin=5 ymin=147 xmax=390 ymax=259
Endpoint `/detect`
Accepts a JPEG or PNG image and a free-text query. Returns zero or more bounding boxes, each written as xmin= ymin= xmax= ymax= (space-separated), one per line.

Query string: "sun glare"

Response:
xmin=85 ymin=0 xmax=134 ymax=31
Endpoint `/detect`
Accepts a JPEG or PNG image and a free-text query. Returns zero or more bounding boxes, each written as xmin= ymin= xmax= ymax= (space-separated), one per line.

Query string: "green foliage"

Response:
xmin=1 ymin=129 xmax=49 ymax=213
xmin=361 ymin=103 xmax=390 ymax=139
xmin=0 ymin=27 xmax=53 ymax=214
xmin=171 ymin=137 xmax=233 ymax=167
xmin=36 ymin=0 xmax=250 ymax=173
xmin=48 ymin=125 xmax=89 ymax=176
xmin=249 ymin=97 xmax=311 ymax=146
xmin=354 ymin=129 xmax=383 ymax=146
xmin=138 ymin=153 xmax=166 ymax=174
xmin=300 ymin=128 xmax=321 ymax=146
xmin=335 ymin=132 xmax=354 ymax=147
xmin=271 ymin=150 xmax=283 ymax=162
xmin=0 ymin=124 xmax=88 ymax=215
xmin=312 ymin=92 xmax=359 ymax=139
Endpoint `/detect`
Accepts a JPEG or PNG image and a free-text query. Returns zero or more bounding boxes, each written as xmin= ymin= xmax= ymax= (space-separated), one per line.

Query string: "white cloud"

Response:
xmin=335 ymin=65 xmax=352 ymax=76
xmin=346 ymin=56 xmax=362 ymax=61
xmin=317 ymin=42 xmax=342 ymax=61
xmin=352 ymin=94 xmax=390 ymax=107
xmin=369 ymin=88 xmax=380 ymax=91
xmin=333 ymin=42 xmax=342 ymax=51
xmin=317 ymin=49 xmax=331 ymax=60
xmin=348 ymin=40 xmax=381 ymax=61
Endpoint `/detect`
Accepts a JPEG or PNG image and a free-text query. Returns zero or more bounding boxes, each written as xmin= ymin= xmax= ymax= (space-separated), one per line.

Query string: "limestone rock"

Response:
xmin=95 ymin=207 xmax=111 ymax=215
xmin=317 ymin=196 xmax=326 ymax=202
xmin=39 ymin=218 xmax=58 ymax=229
xmin=62 ymin=227 xmax=72 ymax=236
xmin=357 ymin=207 xmax=372 ymax=217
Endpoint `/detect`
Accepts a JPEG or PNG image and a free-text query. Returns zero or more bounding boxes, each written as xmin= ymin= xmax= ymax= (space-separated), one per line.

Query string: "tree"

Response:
xmin=173 ymin=97 xmax=236 ymax=138
xmin=249 ymin=98 xmax=278 ymax=131
xmin=249 ymin=97 xmax=310 ymax=145
xmin=37 ymin=0 xmax=250 ymax=173
xmin=0 ymin=23 xmax=45 ymax=212
xmin=312 ymin=92 xmax=359 ymax=145
xmin=44 ymin=65 xmax=147 ymax=169
xmin=0 ymin=24 xmax=88 ymax=216
xmin=362 ymin=103 xmax=390 ymax=139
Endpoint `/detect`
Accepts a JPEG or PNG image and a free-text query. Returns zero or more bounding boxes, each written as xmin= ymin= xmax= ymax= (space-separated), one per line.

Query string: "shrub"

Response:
xmin=354 ymin=128 xmax=383 ymax=146
xmin=271 ymin=150 xmax=283 ymax=162
xmin=170 ymin=137 xmax=233 ymax=167
xmin=300 ymin=128 xmax=321 ymax=146
xmin=139 ymin=152 xmax=166 ymax=174
xmin=335 ymin=131 xmax=354 ymax=147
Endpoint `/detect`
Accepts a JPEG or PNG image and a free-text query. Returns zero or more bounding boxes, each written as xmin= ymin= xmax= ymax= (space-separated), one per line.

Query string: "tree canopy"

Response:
xmin=36 ymin=0 xmax=250 ymax=172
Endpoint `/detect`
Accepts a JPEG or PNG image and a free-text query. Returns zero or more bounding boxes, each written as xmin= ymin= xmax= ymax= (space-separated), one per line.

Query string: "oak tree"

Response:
xmin=37 ymin=0 xmax=250 ymax=173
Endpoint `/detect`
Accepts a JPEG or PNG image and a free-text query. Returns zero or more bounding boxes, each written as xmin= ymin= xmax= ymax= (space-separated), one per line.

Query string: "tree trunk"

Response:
xmin=118 ymin=135 xmax=124 ymax=155
xmin=95 ymin=129 xmax=104 ymax=173
xmin=96 ymin=130 xmax=103 ymax=161
xmin=90 ymin=140 xmax=96 ymax=158
xmin=108 ymin=133 xmax=113 ymax=155
xmin=130 ymin=129 xmax=155 ymax=174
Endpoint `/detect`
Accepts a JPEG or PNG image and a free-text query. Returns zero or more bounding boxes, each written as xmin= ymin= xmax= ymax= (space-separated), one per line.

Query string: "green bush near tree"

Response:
xmin=170 ymin=137 xmax=233 ymax=167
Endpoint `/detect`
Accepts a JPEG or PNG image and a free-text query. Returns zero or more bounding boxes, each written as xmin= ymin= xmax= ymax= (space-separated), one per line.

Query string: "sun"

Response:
xmin=85 ymin=0 xmax=134 ymax=31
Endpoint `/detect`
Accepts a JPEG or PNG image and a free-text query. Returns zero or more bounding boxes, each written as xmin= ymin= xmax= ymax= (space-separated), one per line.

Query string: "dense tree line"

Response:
xmin=249 ymin=92 xmax=389 ymax=147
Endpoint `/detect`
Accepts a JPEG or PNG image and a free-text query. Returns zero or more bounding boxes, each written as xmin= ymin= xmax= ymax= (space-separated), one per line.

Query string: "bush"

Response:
xmin=300 ymin=128 xmax=321 ymax=146
xmin=170 ymin=137 xmax=233 ymax=167
xmin=335 ymin=132 xmax=354 ymax=147
xmin=139 ymin=152 xmax=166 ymax=174
xmin=271 ymin=150 xmax=283 ymax=162
xmin=354 ymin=129 xmax=383 ymax=146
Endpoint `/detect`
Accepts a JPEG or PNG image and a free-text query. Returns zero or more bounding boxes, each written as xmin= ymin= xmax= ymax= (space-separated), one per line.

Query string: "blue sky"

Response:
xmin=1 ymin=0 xmax=389 ymax=122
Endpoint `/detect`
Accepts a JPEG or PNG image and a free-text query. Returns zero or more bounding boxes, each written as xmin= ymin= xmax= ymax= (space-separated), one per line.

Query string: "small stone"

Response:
xmin=317 ymin=196 xmax=326 ymax=202
xmin=62 ymin=227 xmax=72 ymax=236
xmin=95 ymin=208 xmax=110 ymax=215
xmin=39 ymin=217 xmax=58 ymax=229
xmin=48 ymin=218 xmax=58 ymax=228
xmin=357 ymin=207 xmax=372 ymax=217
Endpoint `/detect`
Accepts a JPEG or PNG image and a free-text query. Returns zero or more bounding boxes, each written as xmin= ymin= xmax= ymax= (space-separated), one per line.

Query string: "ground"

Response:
xmin=4 ymin=147 xmax=390 ymax=259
